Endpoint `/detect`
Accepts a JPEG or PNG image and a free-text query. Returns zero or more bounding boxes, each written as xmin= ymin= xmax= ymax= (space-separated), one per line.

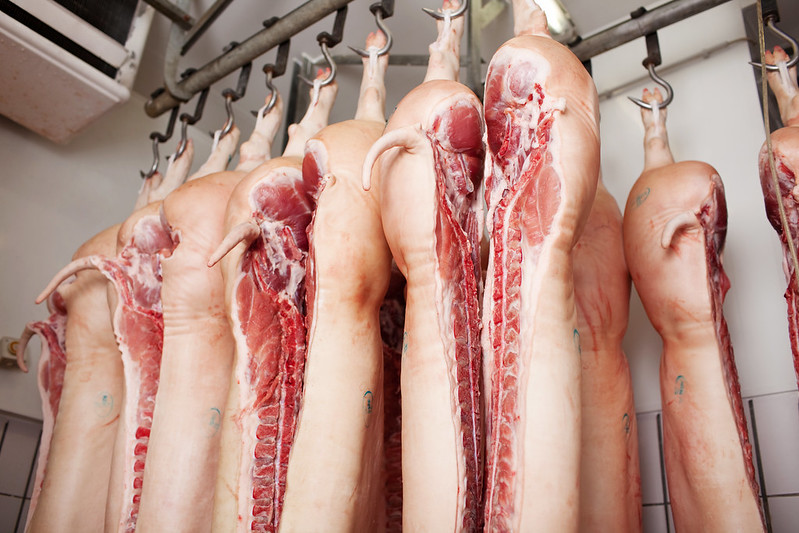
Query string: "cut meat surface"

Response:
xmin=480 ymin=2 xmax=599 ymax=531
xmin=758 ymin=45 xmax=799 ymax=386
xmin=210 ymin=76 xmax=336 ymax=533
xmin=361 ymin=3 xmax=484 ymax=529
xmin=17 ymin=290 xmax=67 ymax=529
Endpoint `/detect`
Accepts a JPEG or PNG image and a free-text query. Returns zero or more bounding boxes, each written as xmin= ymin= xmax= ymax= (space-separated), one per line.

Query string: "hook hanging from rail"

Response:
xmin=422 ymin=0 xmax=468 ymax=21
xmin=175 ymin=69 xmax=210 ymax=160
xmin=216 ymin=41 xmax=253 ymax=138
xmin=141 ymin=88 xmax=181 ymax=178
xmin=252 ymin=18 xmax=290 ymax=118
xmin=627 ymin=16 xmax=674 ymax=110
xmin=299 ymin=6 xmax=348 ymax=87
xmin=749 ymin=0 xmax=799 ymax=71
xmin=349 ymin=1 xmax=394 ymax=57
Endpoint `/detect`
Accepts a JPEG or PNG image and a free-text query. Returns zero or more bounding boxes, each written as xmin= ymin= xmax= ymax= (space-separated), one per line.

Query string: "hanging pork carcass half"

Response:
xmin=278 ymin=31 xmax=392 ymax=531
xmin=758 ymin=45 xmax=799 ymax=387
xmin=623 ymin=88 xmax=764 ymax=531
xmin=19 ymin=225 xmax=125 ymax=533
xmin=209 ymin=74 xmax=336 ymax=533
xmin=17 ymin=293 xmax=67 ymax=530
xmin=573 ymin=178 xmax=641 ymax=532
xmin=480 ymin=1 xmax=599 ymax=530
xmin=32 ymin=147 xmax=194 ymax=533
xmin=361 ymin=2 xmax=484 ymax=529
xmin=20 ymin=151 xmax=199 ymax=533
xmin=136 ymin=88 xmax=285 ymax=531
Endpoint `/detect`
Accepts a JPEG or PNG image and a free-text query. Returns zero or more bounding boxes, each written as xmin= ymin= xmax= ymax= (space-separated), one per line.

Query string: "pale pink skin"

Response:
xmin=21 ymin=225 xmax=123 ymax=533
xmin=574 ymin=179 xmax=642 ymax=532
xmin=361 ymin=3 xmax=484 ymax=530
xmin=623 ymin=89 xmax=764 ymax=532
xmin=280 ymin=31 xmax=392 ymax=532
xmin=25 ymin=155 xmax=193 ymax=533
xmin=209 ymin=76 xmax=336 ymax=533
xmin=134 ymin=95 xmax=284 ymax=533
xmin=759 ymin=46 xmax=799 ymax=386
xmin=480 ymin=1 xmax=599 ymax=530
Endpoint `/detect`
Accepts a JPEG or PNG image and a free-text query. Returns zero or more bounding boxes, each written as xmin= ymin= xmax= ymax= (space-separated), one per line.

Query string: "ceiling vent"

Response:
xmin=0 ymin=0 xmax=154 ymax=143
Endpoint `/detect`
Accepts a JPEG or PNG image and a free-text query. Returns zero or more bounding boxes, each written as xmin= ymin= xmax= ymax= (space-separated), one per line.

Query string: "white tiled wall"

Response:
xmin=0 ymin=413 xmax=40 ymax=533
xmin=635 ymin=390 xmax=799 ymax=532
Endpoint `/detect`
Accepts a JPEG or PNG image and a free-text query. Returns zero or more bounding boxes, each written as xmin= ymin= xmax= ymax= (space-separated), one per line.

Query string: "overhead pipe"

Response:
xmin=569 ymin=0 xmax=733 ymax=62
xmin=145 ymin=0 xmax=356 ymax=117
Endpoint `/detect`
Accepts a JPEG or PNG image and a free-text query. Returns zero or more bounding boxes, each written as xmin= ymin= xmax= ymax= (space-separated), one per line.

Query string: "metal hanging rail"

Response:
xmin=144 ymin=0 xmax=356 ymax=118
xmin=569 ymin=0 xmax=733 ymax=62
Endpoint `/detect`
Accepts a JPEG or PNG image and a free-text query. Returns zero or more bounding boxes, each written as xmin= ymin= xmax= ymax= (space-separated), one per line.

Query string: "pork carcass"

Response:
xmin=31 ymin=146 xmax=195 ymax=533
xmin=16 ymin=295 xmax=67 ymax=530
xmin=573 ymin=179 xmax=641 ymax=532
xmin=18 ymin=149 xmax=199 ymax=532
xmin=480 ymin=1 xmax=599 ymax=530
xmin=277 ymin=31 xmax=392 ymax=531
xmin=207 ymin=74 xmax=336 ymax=533
xmin=361 ymin=2 xmax=484 ymax=529
xmin=19 ymin=225 xmax=124 ymax=533
xmin=758 ymin=45 xmax=799 ymax=386
xmin=136 ymin=92 xmax=283 ymax=532
xmin=623 ymin=88 xmax=764 ymax=531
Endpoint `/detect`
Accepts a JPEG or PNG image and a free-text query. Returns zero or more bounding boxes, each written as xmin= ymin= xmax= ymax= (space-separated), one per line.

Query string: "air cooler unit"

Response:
xmin=0 ymin=0 xmax=154 ymax=143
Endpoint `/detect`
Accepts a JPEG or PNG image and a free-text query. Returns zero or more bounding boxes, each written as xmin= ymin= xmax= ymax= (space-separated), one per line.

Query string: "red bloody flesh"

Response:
xmin=428 ymin=101 xmax=485 ymax=532
xmin=100 ymin=214 xmax=175 ymax=531
xmin=759 ymin=151 xmax=799 ymax=382
xmin=235 ymin=177 xmax=312 ymax=532
xmin=483 ymin=75 xmax=559 ymax=527
xmin=700 ymin=177 xmax=758 ymax=497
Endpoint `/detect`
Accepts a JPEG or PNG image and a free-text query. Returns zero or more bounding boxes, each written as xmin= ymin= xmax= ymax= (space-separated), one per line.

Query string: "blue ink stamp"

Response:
xmin=635 ymin=187 xmax=651 ymax=207
xmin=209 ymin=407 xmax=221 ymax=434
xmin=675 ymin=375 xmax=685 ymax=400
xmin=95 ymin=391 xmax=114 ymax=418
xmin=573 ymin=328 xmax=581 ymax=356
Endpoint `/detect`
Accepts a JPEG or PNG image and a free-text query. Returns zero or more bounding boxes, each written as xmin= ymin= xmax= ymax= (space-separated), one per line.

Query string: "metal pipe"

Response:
xmin=140 ymin=0 xmax=194 ymax=30
xmin=181 ymin=0 xmax=237 ymax=55
xmin=146 ymin=0 xmax=356 ymax=117
xmin=569 ymin=0 xmax=733 ymax=62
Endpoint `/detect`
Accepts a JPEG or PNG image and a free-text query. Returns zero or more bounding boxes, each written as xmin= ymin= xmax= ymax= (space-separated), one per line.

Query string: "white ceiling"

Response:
xmin=128 ymin=0 xmax=696 ymax=148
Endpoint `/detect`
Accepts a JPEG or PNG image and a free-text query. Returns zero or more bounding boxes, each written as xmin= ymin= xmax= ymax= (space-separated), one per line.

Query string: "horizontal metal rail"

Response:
xmin=145 ymin=0 xmax=355 ymax=117
xmin=570 ymin=0 xmax=733 ymax=62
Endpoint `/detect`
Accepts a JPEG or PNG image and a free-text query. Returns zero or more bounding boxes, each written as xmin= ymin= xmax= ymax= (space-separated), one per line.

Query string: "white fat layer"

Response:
xmin=433 ymin=236 xmax=468 ymax=528
xmin=231 ymin=273 xmax=260 ymax=533
xmin=27 ymin=319 xmax=63 ymax=523
xmin=252 ymin=169 xmax=307 ymax=300
xmin=368 ymin=47 xmax=378 ymax=79
xmin=778 ymin=59 xmax=792 ymax=91
xmin=652 ymin=100 xmax=661 ymax=137
xmin=311 ymin=78 xmax=322 ymax=107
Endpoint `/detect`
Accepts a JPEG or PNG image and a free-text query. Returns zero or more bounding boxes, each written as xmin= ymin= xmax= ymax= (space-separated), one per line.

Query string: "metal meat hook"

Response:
xmin=217 ymin=42 xmax=253 ymax=138
xmin=750 ymin=15 xmax=799 ymax=70
xmin=300 ymin=6 xmax=348 ymax=87
xmin=141 ymin=93 xmax=180 ymax=178
xmin=349 ymin=1 xmax=394 ymax=57
xmin=175 ymin=74 xmax=210 ymax=159
xmin=423 ymin=0 xmax=468 ymax=21
xmin=628 ymin=28 xmax=674 ymax=110
xmin=252 ymin=24 xmax=290 ymax=118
